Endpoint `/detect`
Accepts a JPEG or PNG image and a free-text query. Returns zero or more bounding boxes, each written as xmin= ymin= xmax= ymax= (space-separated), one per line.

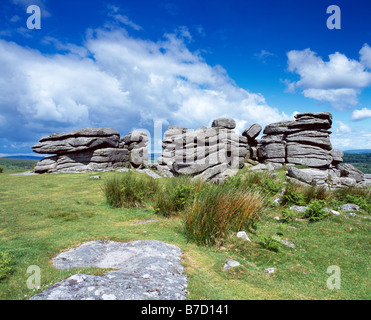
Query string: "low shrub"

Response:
xmin=304 ymin=199 xmax=329 ymax=222
xmin=282 ymin=182 xmax=332 ymax=206
xmin=282 ymin=182 xmax=306 ymax=206
xmin=183 ymin=187 xmax=266 ymax=246
xmin=280 ymin=208 xmax=296 ymax=223
xmin=333 ymin=186 xmax=371 ymax=213
xmin=0 ymin=252 xmax=14 ymax=281
xmin=259 ymin=234 xmax=281 ymax=252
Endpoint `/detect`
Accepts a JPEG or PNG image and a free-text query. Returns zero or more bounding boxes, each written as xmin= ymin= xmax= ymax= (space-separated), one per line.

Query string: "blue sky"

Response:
xmin=1 ymin=0 xmax=371 ymax=157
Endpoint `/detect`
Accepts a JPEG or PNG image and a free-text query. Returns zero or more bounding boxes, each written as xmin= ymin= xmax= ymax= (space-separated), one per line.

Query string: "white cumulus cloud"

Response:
xmin=351 ymin=107 xmax=371 ymax=121
xmin=0 ymin=25 xmax=288 ymax=151
xmin=286 ymin=48 xmax=371 ymax=109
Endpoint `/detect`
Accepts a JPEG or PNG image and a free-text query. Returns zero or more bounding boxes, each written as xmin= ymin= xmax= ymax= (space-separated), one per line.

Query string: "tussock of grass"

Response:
xmin=184 ymin=187 xmax=267 ymax=246
xmin=101 ymin=172 xmax=159 ymax=208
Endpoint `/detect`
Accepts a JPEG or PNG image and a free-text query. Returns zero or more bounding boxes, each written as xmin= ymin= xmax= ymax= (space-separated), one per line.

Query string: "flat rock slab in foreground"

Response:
xmin=30 ymin=240 xmax=187 ymax=300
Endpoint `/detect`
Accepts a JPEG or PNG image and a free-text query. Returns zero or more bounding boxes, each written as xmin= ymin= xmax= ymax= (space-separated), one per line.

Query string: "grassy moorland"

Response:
xmin=0 ymin=158 xmax=38 ymax=173
xmin=0 ymin=166 xmax=370 ymax=300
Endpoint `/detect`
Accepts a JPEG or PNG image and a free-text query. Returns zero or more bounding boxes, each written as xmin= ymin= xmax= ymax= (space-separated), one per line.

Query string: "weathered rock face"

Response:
xmin=33 ymin=128 xmax=130 ymax=173
xmin=34 ymin=148 xmax=129 ymax=173
xmin=242 ymin=123 xmax=262 ymax=143
xmin=211 ymin=118 xmax=236 ymax=129
xmin=286 ymin=162 xmax=367 ymax=190
xmin=257 ymin=112 xmax=338 ymax=168
xmin=158 ymin=118 xmax=248 ymax=182
xmin=32 ymin=128 xmax=120 ymax=155
xmin=121 ymin=130 xmax=149 ymax=168
xmin=29 ymin=240 xmax=188 ymax=300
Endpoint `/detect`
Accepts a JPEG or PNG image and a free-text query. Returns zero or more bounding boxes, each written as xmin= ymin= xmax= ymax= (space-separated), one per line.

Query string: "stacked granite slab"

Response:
xmin=157 ymin=118 xmax=248 ymax=181
xmin=33 ymin=128 xmax=129 ymax=173
xmin=121 ymin=130 xmax=149 ymax=168
xmin=258 ymin=112 xmax=343 ymax=168
xmin=242 ymin=123 xmax=262 ymax=162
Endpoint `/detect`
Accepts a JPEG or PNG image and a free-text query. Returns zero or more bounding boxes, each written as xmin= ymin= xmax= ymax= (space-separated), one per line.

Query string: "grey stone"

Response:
xmin=130 ymin=147 xmax=148 ymax=168
xmin=236 ymin=231 xmax=251 ymax=242
xmin=287 ymin=167 xmax=313 ymax=184
xmin=286 ymin=142 xmax=331 ymax=167
xmin=330 ymin=149 xmax=344 ymax=164
xmin=193 ymin=163 xmax=228 ymax=181
xmin=294 ymin=111 xmax=332 ymax=122
xmin=34 ymin=156 xmax=58 ymax=173
xmin=223 ymin=259 xmax=241 ymax=271
xmin=340 ymin=203 xmax=360 ymax=212
xmin=265 ymin=267 xmax=275 ymax=274
xmin=258 ymin=142 xmax=286 ymax=162
xmin=348 ymin=212 xmax=357 ymax=217
xmin=136 ymin=168 xmax=162 ymax=179
xmin=33 ymin=128 xmax=120 ymax=155
xmin=35 ymin=148 xmax=129 ymax=174
xmin=30 ymin=240 xmax=187 ymax=300
xmin=211 ymin=118 xmax=236 ymax=129
xmin=286 ymin=130 xmax=332 ymax=150
xmin=338 ymin=164 xmax=364 ymax=182
xmin=249 ymin=163 xmax=268 ymax=171
xmin=289 ymin=205 xmax=308 ymax=213
xmin=242 ymin=123 xmax=262 ymax=142
xmin=281 ymin=239 xmax=295 ymax=249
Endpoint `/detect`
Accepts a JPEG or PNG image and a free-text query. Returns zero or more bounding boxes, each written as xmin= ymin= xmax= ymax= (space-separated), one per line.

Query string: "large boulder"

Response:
xmin=242 ymin=123 xmax=262 ymax=143
xmin=34 ymin=148 xmax=129 ymax=173
xmin=33 ymin=128 xmax=120 ymax=155
xmin=211 ymin=118 xmax=236 ymax=129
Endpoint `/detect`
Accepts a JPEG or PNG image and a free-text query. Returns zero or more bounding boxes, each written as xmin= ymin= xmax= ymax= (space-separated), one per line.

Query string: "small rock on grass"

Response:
xmin=289 ymin=205 xmax=307 ymax=213
xmin=281 ymin=239 xmax=295 ymax=249
xmin=223 ymin=259 xmax=241 ymax=271
xmin=348 ymin=212 xmax=357 ymax=217
xmin=340 ymin=204 xmax=360 ymax=212
xmin=265 ymin=268 xmax=275 ymax=274
xmin=236 ymin=231 xmax=251 ymax=242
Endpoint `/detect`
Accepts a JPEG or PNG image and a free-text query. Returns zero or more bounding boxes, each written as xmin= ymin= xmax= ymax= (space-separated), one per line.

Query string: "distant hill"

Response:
xmin=0 ymin=158 xmax=38 ymax=171
xmin=343 ymin=149 xmax=371 ymax=154
xmin=343 ymin=153 xmax=371 ymax=174
xmin=3 ymin=155 xmax=43 ymax=160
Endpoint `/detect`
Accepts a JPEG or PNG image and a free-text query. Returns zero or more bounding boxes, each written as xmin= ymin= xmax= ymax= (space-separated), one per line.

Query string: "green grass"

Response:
xmin=0 ymin=168 xmax=370 ymax=300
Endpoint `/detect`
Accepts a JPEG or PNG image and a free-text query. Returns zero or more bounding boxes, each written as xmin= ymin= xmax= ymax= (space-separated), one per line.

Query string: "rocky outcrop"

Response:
xmin=157 ymin=118 xmax=248 ymax=182
xmin=286 ymin=163 xmax=368 ymax=190
xmin=34 ymin=148 xmax=129 ymax=173
xmin=256 ymin=112 xmax=340 ymax=168
xmin=33 ymin=128 xmax=130 ymax=173
xmin=32 ymin=128 xmax=120 ymax=155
